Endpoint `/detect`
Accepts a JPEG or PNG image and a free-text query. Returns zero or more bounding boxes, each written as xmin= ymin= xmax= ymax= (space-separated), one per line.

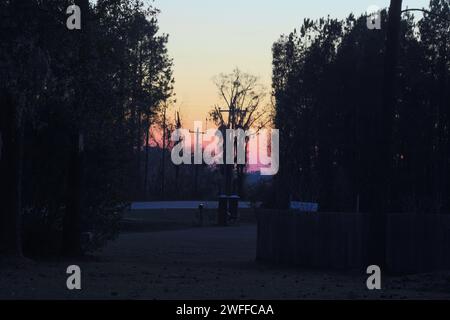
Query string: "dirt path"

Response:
xmin=1 ymin=225 xmax=450 ymax=299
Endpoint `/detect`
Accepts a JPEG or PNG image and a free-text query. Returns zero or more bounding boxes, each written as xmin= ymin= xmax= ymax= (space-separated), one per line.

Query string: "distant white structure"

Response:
xmin=290 ymin=202 xmax=319 ymax=212
xmin=131 ymin=201 xmax=260 ymax=210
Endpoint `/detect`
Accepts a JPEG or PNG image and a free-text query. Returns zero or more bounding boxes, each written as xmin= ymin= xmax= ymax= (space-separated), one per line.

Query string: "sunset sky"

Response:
xmin=154 ymin=0 xmax=426 ymax=129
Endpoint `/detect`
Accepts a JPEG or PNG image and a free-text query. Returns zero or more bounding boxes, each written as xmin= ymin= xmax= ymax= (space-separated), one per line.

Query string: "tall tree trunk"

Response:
xmin=435 ymin=40 xmax=448 ymax=213
xmin=369 ymin=0 xmax=402 ymax=269
xmin=444 ymin=48 xmax=450 ymax=213
xmin=62 ymin=0 xmax=90 ymax=256
xmin=143 ymin=115 xmax=150 ymax=199
xmin=136 ymin=110 xmax=142 ymax=197
xmin=175 ymin=165 xmax=180 ymax=198
xmin=236 ymin=165 xmax=245 ymax=198
xmin=0 ymin=90 xmax=23 ymax=257
xmin=193 ymin=164 xmax=199 ymax=198
xmin=274 ymin=139 xmax=291 ymax=209
xmin=62 ymin=132 xmax=83 ymax=256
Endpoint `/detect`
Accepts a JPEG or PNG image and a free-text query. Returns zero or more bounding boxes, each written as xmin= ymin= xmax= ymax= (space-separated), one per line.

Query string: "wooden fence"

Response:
xmin=256 ymin=210 xmax=450 ymax=274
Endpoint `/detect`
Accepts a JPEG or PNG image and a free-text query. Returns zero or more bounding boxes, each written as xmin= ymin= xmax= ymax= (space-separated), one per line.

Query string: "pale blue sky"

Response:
xmin=153 ymin=0 xmax=428 ymax=125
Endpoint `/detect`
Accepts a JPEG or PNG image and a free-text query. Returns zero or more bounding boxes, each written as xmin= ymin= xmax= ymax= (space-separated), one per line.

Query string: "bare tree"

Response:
xmin=210 ymin=68 xmax=269 ymax=131
xmin=209 ymin=68 xmax=270 ymax=196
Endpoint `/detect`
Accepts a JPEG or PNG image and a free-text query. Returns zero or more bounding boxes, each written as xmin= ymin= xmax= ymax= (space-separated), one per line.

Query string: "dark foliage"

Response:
xmin=0 ymin=0 xmax=174 ymax=256
xmin=272 ymin=1 xmax=450 ymax=213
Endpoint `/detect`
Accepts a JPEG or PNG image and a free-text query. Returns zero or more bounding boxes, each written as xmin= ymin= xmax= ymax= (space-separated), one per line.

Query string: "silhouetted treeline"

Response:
xmin=0 ymin=0 xmax=174 ymax=257
xmin=140 ymin=145 xmax=223 ymax=201
xmin=272 ymin=0 xmax=450 ymax=213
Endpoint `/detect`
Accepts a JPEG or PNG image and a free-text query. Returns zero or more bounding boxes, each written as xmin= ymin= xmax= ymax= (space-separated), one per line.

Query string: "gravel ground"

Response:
xmin=1 ymin=224 xmax=450 ymax=299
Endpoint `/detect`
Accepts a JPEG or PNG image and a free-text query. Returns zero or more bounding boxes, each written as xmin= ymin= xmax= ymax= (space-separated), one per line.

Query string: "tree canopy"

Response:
xmin=272 ymin=0 xmax=450 ymax=213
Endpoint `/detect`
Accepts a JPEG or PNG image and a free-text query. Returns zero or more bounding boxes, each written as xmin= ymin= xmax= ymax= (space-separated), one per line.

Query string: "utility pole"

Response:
xmin=161 ymin=105 xmax=167 ymax=200
xmin=189 ymin=119 xmax=207 ymax=198
xmin=174 ymin=111 xmax=182 ymax=197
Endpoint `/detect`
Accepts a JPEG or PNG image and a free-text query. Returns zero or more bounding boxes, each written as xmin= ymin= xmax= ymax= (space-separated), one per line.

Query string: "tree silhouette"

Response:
xmin=0 ymin=0 xmax=175 ymax=257
xmin=209 ymin=68 xmax=270 ymax=196
xmin=272 ymin=0 xmax=449 ymax=215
